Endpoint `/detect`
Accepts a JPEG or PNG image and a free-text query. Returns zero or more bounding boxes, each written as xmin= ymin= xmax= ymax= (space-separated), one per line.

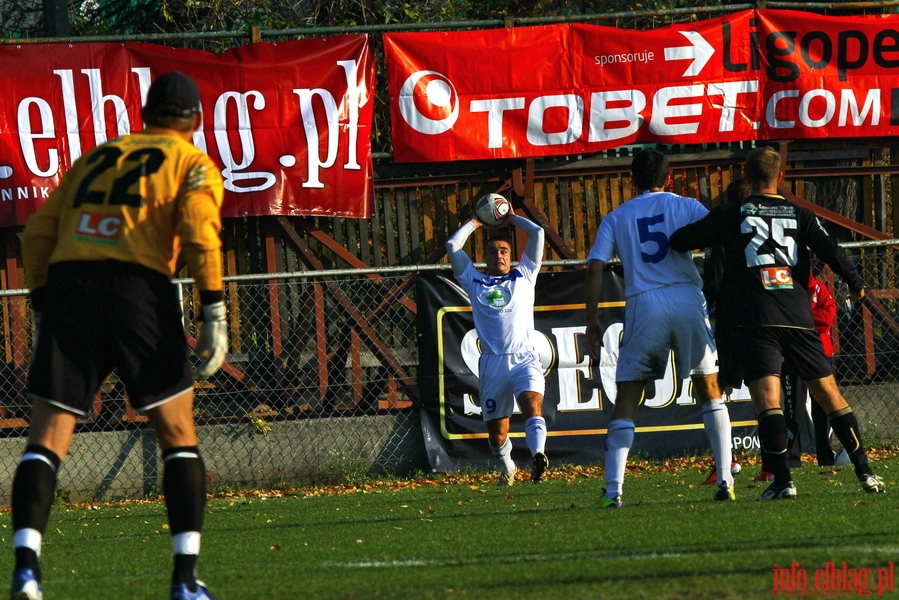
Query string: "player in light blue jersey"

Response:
xmin=447 ymin=201 xmax=548 ymax=486
xmin=584 ymin=149 xmax=734 ymax=506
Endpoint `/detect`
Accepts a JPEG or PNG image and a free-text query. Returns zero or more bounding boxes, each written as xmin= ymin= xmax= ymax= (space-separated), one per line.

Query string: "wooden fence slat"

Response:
xmin=397 ymin=190 xmax=409 ymax=263
xmin=347 ymin=219 xmax=360 ymax=268
xmin=409 ymin=189 xmax=421 ymax=263
xmin=359 ymin=214 xmax=371 ymax=265
xmin=371 ymin=190 xmax=385 ymax=268
xmin=559 ymin=180 xmax=572 ymax=251
xmin=570 ymin=179 xmax=585 ymax=256
xmin=584 ymin=176 xmax=598 ymax=252
xmin=610 ymin=173 xmax=624 ymax=212
xmin=384 ymin=190 xmax=397 ymax=265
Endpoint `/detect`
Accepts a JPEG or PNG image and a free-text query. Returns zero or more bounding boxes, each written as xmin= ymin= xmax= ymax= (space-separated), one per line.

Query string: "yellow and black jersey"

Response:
xmin=22 ymin=128 xmax=224 ymax=294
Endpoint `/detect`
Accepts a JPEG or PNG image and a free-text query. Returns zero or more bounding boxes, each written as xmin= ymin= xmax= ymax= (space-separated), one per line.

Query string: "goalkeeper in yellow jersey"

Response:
xmin=10 ymin=72 xmax=224 ymax=600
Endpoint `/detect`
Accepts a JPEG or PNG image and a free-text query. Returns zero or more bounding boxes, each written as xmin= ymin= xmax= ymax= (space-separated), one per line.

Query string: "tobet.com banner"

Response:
xmin=0 ymin=36 xmax=375 ymax=227
xmin=386 ymin=9 xmax=899 ymax=162
xmin=416 ymin=268 xmax=758 ymax=472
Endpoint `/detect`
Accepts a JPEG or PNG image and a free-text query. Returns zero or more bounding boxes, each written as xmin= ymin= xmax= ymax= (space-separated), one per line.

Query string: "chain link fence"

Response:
xmin=0 ymin=242 xmax=896 ymax=502
xmin=0 ymin=267 xmax=427 ymax=503
xmin=0 ymin=269 xmax=421 ymax=422
xmin=828 ymin=241 xmax=899 ymax=446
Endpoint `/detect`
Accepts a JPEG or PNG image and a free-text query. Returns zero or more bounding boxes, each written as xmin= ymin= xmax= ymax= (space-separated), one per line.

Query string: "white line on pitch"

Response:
xmin=317 ymin=545 xmax=899 ymax=570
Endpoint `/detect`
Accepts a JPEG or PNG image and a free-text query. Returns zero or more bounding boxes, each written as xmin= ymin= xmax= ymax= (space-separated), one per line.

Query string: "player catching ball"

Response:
xmin=446 ymin=195 xmax=549 ymax=486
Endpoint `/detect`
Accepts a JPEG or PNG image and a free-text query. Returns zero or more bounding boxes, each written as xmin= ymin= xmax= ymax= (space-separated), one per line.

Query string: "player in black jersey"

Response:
xmin=671 ymin=146 xmax=885 ymax=499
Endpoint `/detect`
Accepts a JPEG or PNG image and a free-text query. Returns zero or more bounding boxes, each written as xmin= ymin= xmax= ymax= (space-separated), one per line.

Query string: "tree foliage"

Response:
xmin=4 ymin=0 xmax=897 ymax=40
xmin=0 ymin=0 xmax=749 ymax=39
xmin=0 ymin=0 xmax=43 ymax=38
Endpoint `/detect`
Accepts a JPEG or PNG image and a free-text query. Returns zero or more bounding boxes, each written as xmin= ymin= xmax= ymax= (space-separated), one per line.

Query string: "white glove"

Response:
xmin=195 ymin=301 xmax=227 ymax=378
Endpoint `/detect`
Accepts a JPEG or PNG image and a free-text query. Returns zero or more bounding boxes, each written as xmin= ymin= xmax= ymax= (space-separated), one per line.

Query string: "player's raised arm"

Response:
xmin=507 ymin=209 xmax=544 ymax=267
xmin=446 ymin=217 xmax=482 ymax=277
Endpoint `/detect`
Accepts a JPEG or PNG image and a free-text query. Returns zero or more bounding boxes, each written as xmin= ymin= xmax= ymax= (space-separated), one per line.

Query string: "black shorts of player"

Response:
xmin=736 ymin=326 xmax=833 ymax=384
xmin=714 ymin=322 xmax=743 ymax=390
xmin=28 ymin=260 xmax=193 ymax=416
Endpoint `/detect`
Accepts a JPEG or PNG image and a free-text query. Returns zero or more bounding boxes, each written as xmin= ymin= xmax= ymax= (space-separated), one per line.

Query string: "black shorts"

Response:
xmin=28 ymin=261 xmax=193 ymax=415
xmin=714 ymin=317 xmax=743 ymax=389
xmin=736 ymin=326 xmax=833 ymax=384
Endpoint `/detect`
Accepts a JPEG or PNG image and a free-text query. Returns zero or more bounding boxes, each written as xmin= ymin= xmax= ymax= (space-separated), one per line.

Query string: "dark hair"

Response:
xmin=745 ymin=146 xmax=781 ymax=188
xmin=725 ymin=178 xmax=751 ymax=204
xmin=486 ymin=235 xmax=511 ymax=248
xmin=142 ymin=71 xmax=201 ymax=131
xmin=631 ymin=149 xmax=669 ymax=190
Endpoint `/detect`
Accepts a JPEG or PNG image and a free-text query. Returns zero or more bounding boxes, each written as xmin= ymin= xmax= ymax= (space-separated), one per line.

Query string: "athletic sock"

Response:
xmin=11 ymin=445 xmax=61 ymax=579
xmin=13 ymin=547 xmax=40 ymax=579
xmin=491 ymin=438 xmax=517 ymax=474
xmin=172 ymin=534 xmax=201 ymax=592
xmin=702 ymin=399 xmax=733 ymax=488
xmin=524 ymin=416 xmax=547 ymax=456
xmin=811 ymin=401 xmax=835 ymax=466
xmin=758 ymin=409 xmax=791 ymax=486
xmin=828 ymin=408 xmax=873 ymax=477
xmin=604 ymin=419 xmax=635 ymax=497
xmin=163 ymin=446 xmax=206 ymax=588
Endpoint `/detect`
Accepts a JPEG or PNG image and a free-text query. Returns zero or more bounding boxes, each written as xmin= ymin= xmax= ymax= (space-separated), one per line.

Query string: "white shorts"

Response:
xmin=477 ymin=349 xmax=545 ymax=422
xmin=616 ymin=285 xmax=718 ymax=382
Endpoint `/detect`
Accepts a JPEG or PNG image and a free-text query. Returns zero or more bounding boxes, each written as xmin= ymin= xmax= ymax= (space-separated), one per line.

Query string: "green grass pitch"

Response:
xmin=1 ymin=452 xmax=896 ymax=599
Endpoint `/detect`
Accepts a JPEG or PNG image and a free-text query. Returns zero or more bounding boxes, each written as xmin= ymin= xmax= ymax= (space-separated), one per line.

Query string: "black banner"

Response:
xmin=416 ymin=266 xmax=759 ymax=472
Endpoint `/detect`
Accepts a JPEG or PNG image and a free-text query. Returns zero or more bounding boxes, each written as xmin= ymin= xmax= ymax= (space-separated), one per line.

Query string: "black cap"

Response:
xmin=144 ymin=71 xmax=200 ymax=118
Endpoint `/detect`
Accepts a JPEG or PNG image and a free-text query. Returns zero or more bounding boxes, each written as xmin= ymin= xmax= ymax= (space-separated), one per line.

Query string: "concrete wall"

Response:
xmin=842 ymin=383 xmax=899 ymax=444
xmin=0 ymin=411 xmax=428 ymax=505
xmin=0 ymin=385 xmax=891 ymax=506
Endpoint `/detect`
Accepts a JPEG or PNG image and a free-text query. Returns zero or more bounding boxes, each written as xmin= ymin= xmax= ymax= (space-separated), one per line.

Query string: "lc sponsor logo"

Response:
xmin=761 ymin=266 xmax=794 ymax=289
xmin=74 ymin=211 xmax=122 ymax=244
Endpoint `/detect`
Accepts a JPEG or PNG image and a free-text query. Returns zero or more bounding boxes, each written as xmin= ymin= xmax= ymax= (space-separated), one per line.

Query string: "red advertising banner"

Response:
xmin=0 ymin=36 xmax=375 ymax=227
xmin=385 ymin=10 xmax=899 ymax=162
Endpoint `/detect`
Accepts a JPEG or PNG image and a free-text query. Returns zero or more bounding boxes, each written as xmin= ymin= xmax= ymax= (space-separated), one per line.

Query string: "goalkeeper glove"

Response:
xmin=195 ymin=301 xmax=227 ymax=378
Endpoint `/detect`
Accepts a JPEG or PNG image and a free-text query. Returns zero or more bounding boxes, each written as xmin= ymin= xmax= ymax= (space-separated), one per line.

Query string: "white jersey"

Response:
xmin=586 ymin=191 xmax=706 ymax=298
xmin=456 ymin=254 xmax=540 ymax=355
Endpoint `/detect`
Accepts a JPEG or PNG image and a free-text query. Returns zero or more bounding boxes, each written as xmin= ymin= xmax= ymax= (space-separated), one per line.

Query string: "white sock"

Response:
xmin=703 ymin=399 xmax=733 ymax=488
xmin=491 ymin=438 xmax=517 ymax=474
xmin=524 ymin=416 xmax=547 ymax=456
xmin=604 ymin=419 xmax=635 ymax=497
xmin=172 ymin=531 xmax=201 ymax=555
xmin=12 ymin=528 xmax=42 ymax=556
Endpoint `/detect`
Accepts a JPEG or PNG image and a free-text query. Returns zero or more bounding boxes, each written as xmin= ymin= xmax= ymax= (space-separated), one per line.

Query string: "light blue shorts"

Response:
xmin=616 ymin=285 xmax=718 ymax=382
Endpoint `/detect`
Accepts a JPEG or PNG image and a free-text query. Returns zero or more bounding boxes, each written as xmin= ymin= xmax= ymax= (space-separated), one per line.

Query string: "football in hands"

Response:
xmin=474 ymin=193 xmax=511 ymax=227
